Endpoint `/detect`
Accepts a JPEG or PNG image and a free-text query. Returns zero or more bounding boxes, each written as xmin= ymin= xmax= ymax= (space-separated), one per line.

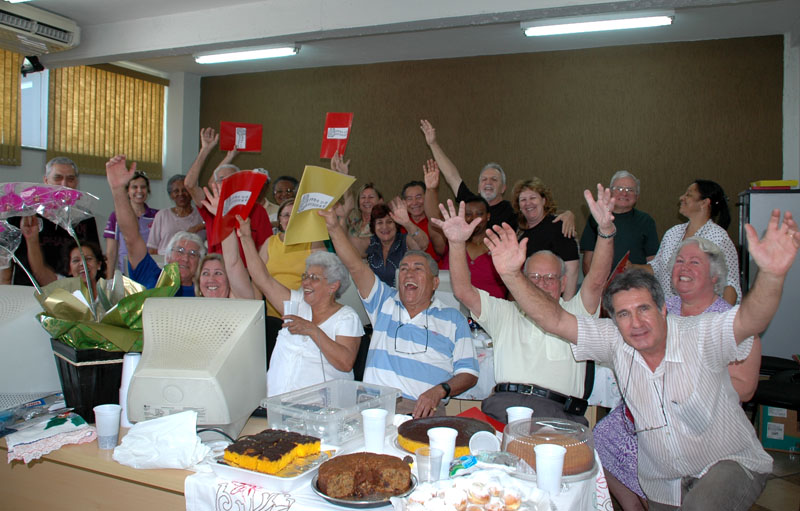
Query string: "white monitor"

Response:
xmin=127 ymin=297 xmax=266 ymax=439
xmin=0 ymin=285 xmax=62 ymax=410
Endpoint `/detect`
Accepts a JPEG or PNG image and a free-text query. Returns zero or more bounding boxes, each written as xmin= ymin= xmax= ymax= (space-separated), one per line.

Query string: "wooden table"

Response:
xmin=0 ymin=417 xmax=270 ymax=511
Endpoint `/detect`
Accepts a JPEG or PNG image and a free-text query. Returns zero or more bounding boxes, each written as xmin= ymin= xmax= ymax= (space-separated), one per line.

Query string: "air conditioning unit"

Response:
xmin=0 ymin=3 xmax=79 ymax=56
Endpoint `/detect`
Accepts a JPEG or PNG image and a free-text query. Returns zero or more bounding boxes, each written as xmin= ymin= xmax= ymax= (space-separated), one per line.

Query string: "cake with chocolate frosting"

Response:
xmin=223 ymin=429 xmax=321 ymax=475
xmin=397 ymin=417 xmax=495 ymax=457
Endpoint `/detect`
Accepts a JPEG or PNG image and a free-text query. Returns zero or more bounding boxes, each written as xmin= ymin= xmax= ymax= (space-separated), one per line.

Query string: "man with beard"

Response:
xmin=419 ymin=119 xmax=517 ymax=230
xmin=106 ymin=155 xmax=204 ymax=297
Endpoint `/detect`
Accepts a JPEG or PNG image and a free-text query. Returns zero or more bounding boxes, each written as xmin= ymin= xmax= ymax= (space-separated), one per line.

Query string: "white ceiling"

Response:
xmin=25 ymin=0 xmax=800 ymax=77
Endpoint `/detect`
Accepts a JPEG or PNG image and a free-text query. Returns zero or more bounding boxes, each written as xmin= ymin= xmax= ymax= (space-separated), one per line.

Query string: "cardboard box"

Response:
xmin=759 ymin=405 xmax=800 ymax=453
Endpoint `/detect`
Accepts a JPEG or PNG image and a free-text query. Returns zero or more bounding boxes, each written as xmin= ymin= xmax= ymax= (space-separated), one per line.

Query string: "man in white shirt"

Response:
xmin=483 ymin=206 xmax=799 ymax=510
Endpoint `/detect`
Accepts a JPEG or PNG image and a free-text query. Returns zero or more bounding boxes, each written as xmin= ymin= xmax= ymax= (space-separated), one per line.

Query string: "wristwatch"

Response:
xmin=440 ymin=382 xmax=451 ymax=404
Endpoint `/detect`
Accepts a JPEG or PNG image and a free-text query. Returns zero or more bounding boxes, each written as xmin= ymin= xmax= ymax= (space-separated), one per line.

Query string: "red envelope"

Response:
xmin=220 ymin=121 xmax=263 ymax=152
xmin=212 ymin=171 xmax=268 ymax=242
xmin=457 ymin=406 xmax=506 ymax=433
xmin=319 ymin=112 xmax=354 ymax=158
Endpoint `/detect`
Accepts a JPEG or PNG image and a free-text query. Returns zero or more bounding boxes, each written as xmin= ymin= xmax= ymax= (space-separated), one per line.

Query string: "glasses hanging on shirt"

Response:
xmin=393 ymin=308 xmax=429 ymax=355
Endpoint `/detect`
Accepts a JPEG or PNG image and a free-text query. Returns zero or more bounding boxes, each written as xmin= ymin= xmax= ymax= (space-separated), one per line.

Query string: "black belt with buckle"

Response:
xmin=494 ymin=382 xmax=588 ymax=416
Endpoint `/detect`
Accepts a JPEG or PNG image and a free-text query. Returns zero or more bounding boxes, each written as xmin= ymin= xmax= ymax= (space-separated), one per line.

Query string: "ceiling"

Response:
xmin=23 ymin=0 xmax=800 ymax=77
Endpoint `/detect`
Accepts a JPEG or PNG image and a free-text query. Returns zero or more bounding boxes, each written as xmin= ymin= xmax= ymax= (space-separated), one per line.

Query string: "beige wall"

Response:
xmin=199 ymin=36 xmax=784 ymax=238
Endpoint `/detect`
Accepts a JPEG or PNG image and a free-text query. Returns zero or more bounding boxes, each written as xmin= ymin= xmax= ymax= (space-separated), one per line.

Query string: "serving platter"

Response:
xmin=211 ymin=446 xmax=337 ymax=492
xmin=310 ymin=473 xmax=418 ymax=508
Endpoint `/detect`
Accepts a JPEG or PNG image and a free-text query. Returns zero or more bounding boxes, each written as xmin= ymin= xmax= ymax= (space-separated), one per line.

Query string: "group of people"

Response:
xmin=3 ymin=119 xmax=799 ymax=511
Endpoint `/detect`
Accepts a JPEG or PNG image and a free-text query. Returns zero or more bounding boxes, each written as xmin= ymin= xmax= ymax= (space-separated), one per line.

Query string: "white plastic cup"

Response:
xmin=506 ymin=406 xmax=534 ymax=424
xmin=415 ymin=446 xmax=443 ymax=482
xmin=361 ymin=408 xmax=388 ymax=453
xmin=93 ymin=404 xmax=122 ymax=450
xmin=534 ymin=443 xmax=567 ymax=495
xmin=469 ymin=430 xmax=501 ymax=453
xmin=119 ymin=352 xmax=141 ymax=428
xmin=427 ymin=426 xmax=458 ymax=480
xmin=283 ymin=300 xmax=300 ymax=321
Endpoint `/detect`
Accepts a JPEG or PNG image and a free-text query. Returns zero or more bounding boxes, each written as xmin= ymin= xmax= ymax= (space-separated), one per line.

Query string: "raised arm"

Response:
xmin=420 ymin=119 xmax=464 ymax=195
xmin=106 ymin=156 xmax=147 ymax=269
xmin=200 ymin=182 xmax=253 ymax=299
xmin=185 ymin=127 xmax=219 ymax=205
xmin=486 ymin=223 xmax=579 ymax=342
xmin=319 ymin=207 xmax=376 ymax=298
xmin=236 ymin=214 xmax=290 ymax=308
xmin=389 ymin=197 xmax=429 ymax=251
xmin=580 ymin=184 xmax=617 ymax=314
xmin=734 ymin=210 xmax=799 ymax=343
xmin=20 ymin=216 xmax=57 ymax=285
xmin=423 ymin=159 xmax=446 ymax=256
xmin=431 ymin=200 xmax=483 ymax=316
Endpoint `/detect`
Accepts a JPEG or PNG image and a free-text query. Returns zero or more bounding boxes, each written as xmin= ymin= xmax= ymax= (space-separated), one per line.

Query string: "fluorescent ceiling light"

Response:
xmin=194 ymin=45 xmax=299 ymax=64
xmin=7 ymin=0 xmax=34 ymax=3
xmin=522 ymin=10 xmax=674 ymax=37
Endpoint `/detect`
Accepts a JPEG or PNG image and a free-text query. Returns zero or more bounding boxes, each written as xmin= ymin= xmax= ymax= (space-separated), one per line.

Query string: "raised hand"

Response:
xmin=430 ymin=199 xmax=480 ymax=244
xmin=584 ymin=184 xmax=616 ymax=234
xmin=235 ymin=214 xmax=252 ymax=239
xmin=331 ymin=151 xmax=351 ymax=175
xmin=485 ymin=223 xmax=528 ymax=276
xmin=105 ymin=155 xmax=136 ymax=189
xmin=200 ymin=127 xmax=219 ymax=151
xmin=318 ymin=207 xmax=341 ymax=232
xmin=388 ymin=197 xmax=411 ymax=226
xmin=420 ymin=119 xmax=437 ymax=146
xmin=201 ymin=181 xmax=221 ymax=215
xmin=744 ymin=210 xmax=800 ymax=277
xmin=423 ymin=159 xmax=440 ymax=189
xmin=221 ymin=148 xmax=239 ymax=165
xmin=20 ymin=215 xmax=39 ymax=240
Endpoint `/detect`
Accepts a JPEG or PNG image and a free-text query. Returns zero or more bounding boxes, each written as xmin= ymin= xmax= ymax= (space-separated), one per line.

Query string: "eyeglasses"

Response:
xmin=611 ymin=186 xmax=636 ymax=194
xmin=527 ymin=273 xmax=561 ymax=284
xmin=393 ymin=310 xmax=429 ymax=355
xmin=301 ymin=272 xmax=324 ymax=282
xmin=621 ymin=355 xmax=668 ymax=434
xmin=171 ymin=246 xmax=201 ymax=259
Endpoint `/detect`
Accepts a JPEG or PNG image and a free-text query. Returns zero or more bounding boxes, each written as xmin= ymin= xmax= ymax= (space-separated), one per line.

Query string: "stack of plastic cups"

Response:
xmin=119 ymin=352 xmax=141 ymax=428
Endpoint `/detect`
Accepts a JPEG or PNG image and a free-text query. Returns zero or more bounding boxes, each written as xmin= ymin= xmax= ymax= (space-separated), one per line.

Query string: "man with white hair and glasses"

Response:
xmin=580 ymin=170 xmax=658 ymax=276
xmin=318 ymin=206 xmax=478 ymax=418
xmin=485 ymin=205 xmax=799 ymax=510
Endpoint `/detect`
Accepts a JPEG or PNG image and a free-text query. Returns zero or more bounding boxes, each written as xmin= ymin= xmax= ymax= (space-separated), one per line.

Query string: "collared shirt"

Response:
xmin=361 ymin=277 xmax=479 ymax=400
xmin=476 ymin=288 xmax=594 ymax=397
xmin=573 ymin=307 xmax=772 ymax=506
xmin=649 ymin=220 xmax=741 ymax=303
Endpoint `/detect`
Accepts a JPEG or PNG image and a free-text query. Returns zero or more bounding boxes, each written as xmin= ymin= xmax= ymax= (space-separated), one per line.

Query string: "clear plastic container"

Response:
xmin=501 ymin=417 xmax=595 ymax=479
xmin=262 ymin=379 xmax=399 ymax=446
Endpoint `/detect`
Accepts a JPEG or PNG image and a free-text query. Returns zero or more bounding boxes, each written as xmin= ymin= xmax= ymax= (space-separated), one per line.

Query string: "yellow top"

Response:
xmin=265 ymin=234 xmax=312 ymax=317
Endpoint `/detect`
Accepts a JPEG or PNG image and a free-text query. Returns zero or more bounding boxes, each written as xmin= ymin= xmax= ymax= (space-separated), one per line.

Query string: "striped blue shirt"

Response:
xmin=362 ymin=278 xmax=479 ymax=400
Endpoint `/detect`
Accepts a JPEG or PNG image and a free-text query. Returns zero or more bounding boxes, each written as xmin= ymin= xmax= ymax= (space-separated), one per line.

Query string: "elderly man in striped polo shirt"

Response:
xmin=319 ymin=208 xmax=479 ymax=419
xmin=484 ymin=207 xmax=800 ymax=510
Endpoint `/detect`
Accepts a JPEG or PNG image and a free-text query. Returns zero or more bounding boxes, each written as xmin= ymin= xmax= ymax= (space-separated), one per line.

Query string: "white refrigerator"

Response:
xmin=738 ymin=190 xmax=800 ymax=360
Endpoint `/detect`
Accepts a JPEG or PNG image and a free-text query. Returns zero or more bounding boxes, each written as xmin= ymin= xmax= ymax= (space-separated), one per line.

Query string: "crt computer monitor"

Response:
xmin=0 ymin=285 xmax=62 ymax=410
xmin=127 ymin=297 xmax=266 ymax=439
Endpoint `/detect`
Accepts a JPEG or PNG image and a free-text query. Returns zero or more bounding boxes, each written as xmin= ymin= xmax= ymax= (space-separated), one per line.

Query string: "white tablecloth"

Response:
xmin=184 ymin=432 xmax=612 ymax=511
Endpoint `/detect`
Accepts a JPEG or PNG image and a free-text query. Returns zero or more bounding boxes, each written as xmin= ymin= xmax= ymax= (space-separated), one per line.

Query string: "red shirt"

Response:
xmin=400 ymin=215 xmax=441 ymax=262
xmin=199 ymin=203 xmax=272 ymax=266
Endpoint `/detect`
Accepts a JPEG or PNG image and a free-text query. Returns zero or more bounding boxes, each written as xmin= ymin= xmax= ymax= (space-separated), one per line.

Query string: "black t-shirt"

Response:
xmin=456 ymin=182 xmax=518 ymax=231
xmin=8 ymin=215 xmax=99 ymax=286
xmin=518 ymin=214 xmax=579 ymax=261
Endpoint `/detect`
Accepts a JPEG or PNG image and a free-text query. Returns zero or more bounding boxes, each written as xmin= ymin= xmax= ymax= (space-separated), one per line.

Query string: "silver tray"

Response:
xmin=311 ymin=473 xmax=418 ymax=508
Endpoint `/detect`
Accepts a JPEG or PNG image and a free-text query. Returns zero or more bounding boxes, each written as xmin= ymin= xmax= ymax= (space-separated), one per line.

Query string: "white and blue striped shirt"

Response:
xmin=361 ymin=278 xmax=479 ymax=400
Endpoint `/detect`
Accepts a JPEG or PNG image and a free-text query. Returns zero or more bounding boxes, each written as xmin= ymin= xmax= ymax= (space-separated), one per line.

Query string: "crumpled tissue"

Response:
xmin=112 ymin=410 xmax=210 ymax=470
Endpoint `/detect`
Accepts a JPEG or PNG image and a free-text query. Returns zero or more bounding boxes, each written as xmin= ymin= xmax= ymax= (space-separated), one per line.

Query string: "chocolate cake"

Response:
xmin=317 ymin=452 xmax=411 ymax=499
xmin=397 ymin=417 xmax=495 ymax=457
xmin=223 ymin=429 xmax=321 ymax=475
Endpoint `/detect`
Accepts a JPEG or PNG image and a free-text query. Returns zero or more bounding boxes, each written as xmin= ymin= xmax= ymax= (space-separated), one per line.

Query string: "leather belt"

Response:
xmin=494 ymin=382 xmax=569 ymax=404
